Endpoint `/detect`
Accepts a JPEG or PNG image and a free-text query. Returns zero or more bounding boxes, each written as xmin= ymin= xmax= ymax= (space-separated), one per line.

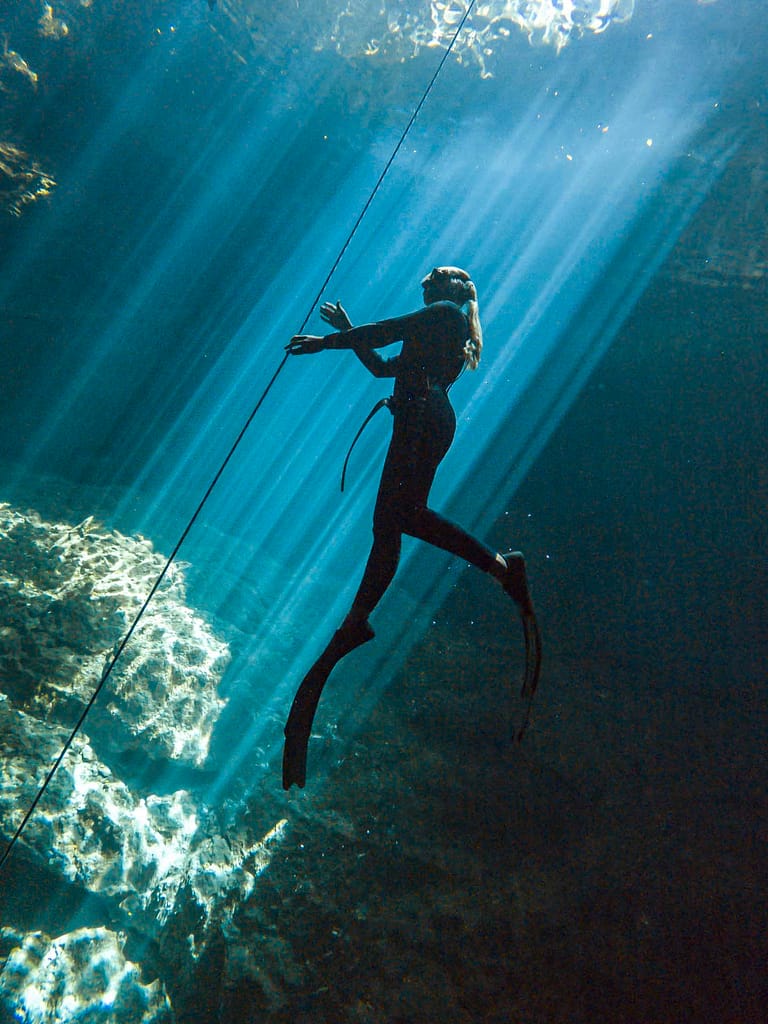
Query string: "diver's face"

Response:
xmin=421 ymin=267 xmax=450 ymax=305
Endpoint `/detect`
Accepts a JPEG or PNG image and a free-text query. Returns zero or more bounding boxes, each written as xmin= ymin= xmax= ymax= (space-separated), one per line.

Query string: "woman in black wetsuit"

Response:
xmin=282 ymin=266 xmax=541 ymax=789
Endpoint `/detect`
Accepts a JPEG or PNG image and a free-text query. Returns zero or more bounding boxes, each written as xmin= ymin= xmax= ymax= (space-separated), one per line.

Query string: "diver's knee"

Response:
xmin=372 ymin=505 xmax=404 ymax=536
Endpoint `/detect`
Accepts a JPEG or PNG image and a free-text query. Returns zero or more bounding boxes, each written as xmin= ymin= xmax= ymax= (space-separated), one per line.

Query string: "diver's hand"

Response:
xmin=320 ymin=300 xmax=352 ymax=332
xmin=285 ymin=334 xmax=326 ymax=355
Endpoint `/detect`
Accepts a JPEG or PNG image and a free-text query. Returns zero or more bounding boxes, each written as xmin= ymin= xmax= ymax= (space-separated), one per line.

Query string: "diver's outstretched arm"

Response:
xmin=317 ymin=300 xmax=402 ymax=379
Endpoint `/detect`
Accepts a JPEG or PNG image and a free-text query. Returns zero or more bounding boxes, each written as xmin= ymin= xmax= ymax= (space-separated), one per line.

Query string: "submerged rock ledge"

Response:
xmin=0 ymin=926 xmax=173 ymax=1024
xmin=0 ymin=502 xmax=290 ymax=1022
xmin=0 ymin=503 xmax=228 ymax=767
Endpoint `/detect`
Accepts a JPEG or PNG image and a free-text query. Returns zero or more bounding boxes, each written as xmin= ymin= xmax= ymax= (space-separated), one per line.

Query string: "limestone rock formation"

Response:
xmin=0 ymin=501 xmax=289 ymax=1020
xmin=1 ymin=698 xmax=239 ymax=927
xmin=0 ymin=926 xmax=173 ymax=1024
xmin=0 ymin=142 xmax=55 ymax=217
xmin=0 ymin=504 xmax=228 ymax=767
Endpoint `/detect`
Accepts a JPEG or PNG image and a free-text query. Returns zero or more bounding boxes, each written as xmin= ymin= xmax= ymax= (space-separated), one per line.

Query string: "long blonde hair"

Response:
xmin=435 ymin=265 xmax=483 ymax=370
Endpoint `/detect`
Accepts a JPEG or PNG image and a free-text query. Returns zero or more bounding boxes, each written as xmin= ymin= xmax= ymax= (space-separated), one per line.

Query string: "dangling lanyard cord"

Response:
xmin=0 ymin=0 xmax=478 ymax=874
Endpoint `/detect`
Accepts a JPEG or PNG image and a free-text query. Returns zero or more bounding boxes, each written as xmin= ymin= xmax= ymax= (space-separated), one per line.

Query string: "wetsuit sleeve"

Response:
xmin=350 ymin=343 xmax=399 ymax=378
xmin=324 ymin=313 xmax=424 ymax=378
xmin=325 ymin=307 xmax=450 ymax=380
xmin=324 ymin=304 xmax=465 ymax=379
xmin=329 ymin=313 xmax=422 ymax=349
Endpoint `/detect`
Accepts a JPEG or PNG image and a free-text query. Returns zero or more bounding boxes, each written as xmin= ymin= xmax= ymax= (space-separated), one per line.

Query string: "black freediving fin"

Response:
xmin=515 ymin=611 xmax=542 ymax=742
xmin=282 ymin=619 xmax=374 ymax=789
xmin=500 ymin=551 xmax=542 ymax=741
xmin=283 ymin=669 xmax=325 ymax=790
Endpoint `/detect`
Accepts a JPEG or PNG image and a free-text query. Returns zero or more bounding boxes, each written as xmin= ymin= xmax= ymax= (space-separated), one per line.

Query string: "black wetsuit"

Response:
xmin=283 ymin=299 xmax=541 ymax=788
xmin=331 ymin=300 xmax=498 ymax=622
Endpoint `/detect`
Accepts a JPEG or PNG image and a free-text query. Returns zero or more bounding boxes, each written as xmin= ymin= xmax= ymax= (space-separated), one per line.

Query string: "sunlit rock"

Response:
xmin=207 ymin=0 xmax=635 ymax=79
xmin=341 ymin=0 xmax=630 ymax=65
xmin=0 ymin=926 xmax=173 ymax=1024
xmin=0 ymin=39 xmax=38 ymax=90
xmin=38 ymin=4 xmax=70 ymax=40
xmin=0 ymin=504 xmax=228 ymax=767
xmin=0 ymin=697 xmax=287 ymax=942
xmin=0 ymin=698 xmax=195 ymax=906
xmin=0 ymin=501 xmax=290 ymax=973
xmin=325 ymin=0 xmax=636 ymax=71
xmin=0 ymin=142 xmax=56 ymax=216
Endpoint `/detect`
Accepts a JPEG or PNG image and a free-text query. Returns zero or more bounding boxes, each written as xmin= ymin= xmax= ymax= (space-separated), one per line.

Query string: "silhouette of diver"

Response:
xmin=282 ymin=266 xmax=542 ymax=789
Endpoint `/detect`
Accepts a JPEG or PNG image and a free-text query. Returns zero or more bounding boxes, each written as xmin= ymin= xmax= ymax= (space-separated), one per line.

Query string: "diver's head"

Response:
xmin=421 ymin=265 xmax=483 ymax=370
xmin=421 ymin=265 xmax=475 ymax=306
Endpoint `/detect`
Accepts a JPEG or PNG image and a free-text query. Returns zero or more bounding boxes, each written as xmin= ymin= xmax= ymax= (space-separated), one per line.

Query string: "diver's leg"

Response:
xmin=341 ymin=417 xmax=414 ymax=626
xmin=402 ymin=505 xmax=499 ymax=574
xmin=395 ymin=395 xmax=535 ymax=612
xmin=393 ymin=392 xmax=543 ymax=734
xmin=402 ymin=507 xmax=542 ymax=732
xmin=345 ymin=524 xmax=402 ymax=625
xmin=398 ymin=469 xmax=542 ymax=719
xmin=401 ymin=502 xmax=536 ymax=616
xmin=403 ymin=507 xmax=540 ymax=617
xmin=283 ymin=413 xmax=416 ymax=790
xmin=392 ymin=393 xmax=512 ymax=584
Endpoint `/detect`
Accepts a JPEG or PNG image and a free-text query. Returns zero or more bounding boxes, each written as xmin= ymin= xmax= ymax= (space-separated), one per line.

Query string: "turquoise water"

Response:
xmin=0 ymin=2 xmax=765 ymax=1021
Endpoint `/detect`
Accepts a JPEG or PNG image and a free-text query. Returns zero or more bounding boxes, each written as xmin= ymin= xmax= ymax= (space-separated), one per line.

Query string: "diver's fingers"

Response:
xmin=285 ymin=335 xmax=325 ymax=355
xmin=336 ymin=304 xmax=352 ymax=330
xmin=319 ymin=301 xmax=349 ymax=331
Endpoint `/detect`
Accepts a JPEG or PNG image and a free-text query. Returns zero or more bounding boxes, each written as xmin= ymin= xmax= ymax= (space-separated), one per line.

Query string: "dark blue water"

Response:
xmin=1 ymin=2 xmax=766 ymax=1021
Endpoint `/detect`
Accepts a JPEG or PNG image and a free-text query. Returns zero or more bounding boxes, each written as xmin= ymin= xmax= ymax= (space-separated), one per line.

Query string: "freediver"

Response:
xmin=282 ymin=266 xmax=542 ymax=789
